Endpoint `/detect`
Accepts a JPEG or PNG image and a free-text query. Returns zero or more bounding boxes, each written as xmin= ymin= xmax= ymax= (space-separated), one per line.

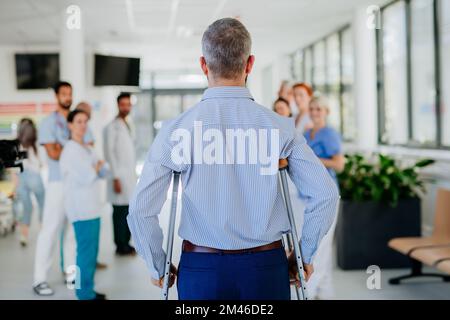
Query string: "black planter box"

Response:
xmin=336 ymin=198 xmax=421 ymax=270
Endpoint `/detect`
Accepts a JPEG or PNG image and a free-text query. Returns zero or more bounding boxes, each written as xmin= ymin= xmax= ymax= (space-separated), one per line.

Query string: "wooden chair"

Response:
xmin=437 ymin=260 xmax=450 ymax=274
xmin=388 ymin=188 xmax=450 ymax=284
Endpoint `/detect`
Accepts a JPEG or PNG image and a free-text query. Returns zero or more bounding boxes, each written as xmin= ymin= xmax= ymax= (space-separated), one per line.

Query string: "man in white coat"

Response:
xmin=103 ymin=92 xmax=137 ymax=256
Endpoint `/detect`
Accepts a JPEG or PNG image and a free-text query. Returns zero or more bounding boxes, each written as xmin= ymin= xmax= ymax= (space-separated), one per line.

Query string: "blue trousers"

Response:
xmin=73 ymin=218 xmax=100 ymax=300
xmin=14 ymin=169 xmax=45 ymax=225
xmin=177 ymin=247 xmax=290 ymax=300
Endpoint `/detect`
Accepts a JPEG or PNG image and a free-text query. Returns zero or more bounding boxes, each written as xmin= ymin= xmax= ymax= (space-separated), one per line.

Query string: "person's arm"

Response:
xmin=319 ymin=129 xmax=345 ymax=173
xmin=285 ymin=131 xmax=340 ymax=265
xmin=127 ymin=133 xmax=176 ymax=283
xmin=103 ymin=123 xmax=121 ymax=193
xmin=43 ymin=143 xmax=63 ymax=160
xmin=90 ymin=148 xmax=111 ymax=179
xmin=96 ymin=161 xmax=111 ymax=178
xmin=38 ymin=118 xmax=63 ymax=160
xmin=320 ymin=154 xmax=345 ymax=173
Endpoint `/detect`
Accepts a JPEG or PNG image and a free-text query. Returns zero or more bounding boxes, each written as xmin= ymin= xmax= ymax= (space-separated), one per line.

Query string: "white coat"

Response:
xmin=103 ymin=117 xmax=137 ymax=206
xmin=60 ymin=140 xmax=110 ymax=222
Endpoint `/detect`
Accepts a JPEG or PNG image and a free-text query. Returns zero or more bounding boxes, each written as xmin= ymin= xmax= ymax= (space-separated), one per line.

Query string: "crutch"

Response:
xmin=278 ymin=159 xmax=308 ymax=300
xmin=282 ymin=233 xmax=300 ymax=300
xmin=161 ymin=171 xmax=181 ymax=300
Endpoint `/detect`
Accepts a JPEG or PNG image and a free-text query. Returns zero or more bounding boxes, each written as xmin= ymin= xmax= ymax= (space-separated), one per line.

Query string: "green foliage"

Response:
xmin=337 ymin=153 xmax=435 ymax=207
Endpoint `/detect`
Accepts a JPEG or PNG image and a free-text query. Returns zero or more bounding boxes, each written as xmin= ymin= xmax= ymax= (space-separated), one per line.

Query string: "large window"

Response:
xmin=325 ymin=34 xmax=341 ymax=132
xmin=379 ymin=1 xmax=409 ymax=144
xmin=304 ymin=47 xmax=313 ymax=84
xmin=378 ymin=0 xmax=448 ymax=149
xmin=410 ymin=0 xmax=436 ymax=145
xmin=341 ymin=29 xmax=356 ymax=140
xmin=289 ymin=26 xmax=355 ymax=141
xmin=290 ymin=50 xmax=304 ymax=81
xmin=312 ymin=41 xmax=327 ymax=95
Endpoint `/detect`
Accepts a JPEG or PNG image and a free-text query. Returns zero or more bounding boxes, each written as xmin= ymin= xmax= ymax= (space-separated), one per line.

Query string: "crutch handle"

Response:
xmin=279 ymin=159 xmax=288 ymax=170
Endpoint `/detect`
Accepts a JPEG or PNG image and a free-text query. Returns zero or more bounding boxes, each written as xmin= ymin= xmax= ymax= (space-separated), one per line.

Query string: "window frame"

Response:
xmin=289 ymin=24 xmax=354 ymax=141
xmin=377 ymin=0 xmax=448 ymax=150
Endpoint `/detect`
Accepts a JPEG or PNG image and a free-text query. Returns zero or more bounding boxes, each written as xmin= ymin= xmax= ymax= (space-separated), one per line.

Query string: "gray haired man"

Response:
xmin=127 ymin=18 xmax=339 ymax=300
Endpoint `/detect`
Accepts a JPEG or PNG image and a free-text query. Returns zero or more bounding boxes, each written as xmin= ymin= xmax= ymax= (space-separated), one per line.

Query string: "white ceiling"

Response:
xmin=0 ymin=0 xmax=387 ymax=71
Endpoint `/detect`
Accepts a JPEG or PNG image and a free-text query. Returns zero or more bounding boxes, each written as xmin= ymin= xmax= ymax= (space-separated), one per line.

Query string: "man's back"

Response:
xmin=157 ymin=86 xmax=295 ymax=249
xmin=128 ymin=86 xmax=339 ymax=282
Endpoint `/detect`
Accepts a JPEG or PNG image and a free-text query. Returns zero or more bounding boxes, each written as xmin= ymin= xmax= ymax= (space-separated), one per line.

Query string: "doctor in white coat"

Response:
xmin=103 ymin=92 xmax=137 ymax=256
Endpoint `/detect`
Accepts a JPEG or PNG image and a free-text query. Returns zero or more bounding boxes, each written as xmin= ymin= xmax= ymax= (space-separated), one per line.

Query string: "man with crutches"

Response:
xmin=127 ymin=18 xmax=339 ymax=300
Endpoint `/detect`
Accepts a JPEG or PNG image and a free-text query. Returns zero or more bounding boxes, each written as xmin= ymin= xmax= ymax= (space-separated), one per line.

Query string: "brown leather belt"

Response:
xmin=182 ymin=240 xmax=282 ymax=254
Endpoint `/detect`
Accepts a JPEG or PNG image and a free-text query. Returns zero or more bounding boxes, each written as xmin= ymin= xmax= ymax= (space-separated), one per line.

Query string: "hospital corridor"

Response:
xmin=0 ymin=0 xmax=450 ymax=307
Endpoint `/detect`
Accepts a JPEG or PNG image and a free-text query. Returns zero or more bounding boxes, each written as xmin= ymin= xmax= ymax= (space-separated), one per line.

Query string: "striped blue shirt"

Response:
xmin=127 ymin=86 xmax=340 ymax=280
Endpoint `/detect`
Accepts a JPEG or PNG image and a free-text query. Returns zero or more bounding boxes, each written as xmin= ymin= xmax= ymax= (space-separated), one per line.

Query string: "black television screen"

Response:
xmin=15 ymin=53 xmax=60 ymax=89
xmin=94 ymin=54 xmax=140 ymax=86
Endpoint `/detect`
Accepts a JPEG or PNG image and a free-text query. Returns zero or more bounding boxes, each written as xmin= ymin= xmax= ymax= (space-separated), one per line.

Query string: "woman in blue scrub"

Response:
xmin=303 ymin=96 xmax=344 ymax=299
xmin=304 ymin=96 xmax=345 ymax=182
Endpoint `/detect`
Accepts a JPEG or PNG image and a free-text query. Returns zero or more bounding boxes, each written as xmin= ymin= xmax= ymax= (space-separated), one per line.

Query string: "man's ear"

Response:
xmin=245 ymin=55 xmax=255 ymax=75
xmin=200 ymin=56 xmax=208 ymax=76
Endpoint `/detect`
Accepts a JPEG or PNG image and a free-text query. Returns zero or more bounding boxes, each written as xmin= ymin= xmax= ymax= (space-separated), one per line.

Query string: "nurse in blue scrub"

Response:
xmin=303 ymin=96 xmax=344 ymax=299
xmin=304 ymin=96 xmax=345 ymax=183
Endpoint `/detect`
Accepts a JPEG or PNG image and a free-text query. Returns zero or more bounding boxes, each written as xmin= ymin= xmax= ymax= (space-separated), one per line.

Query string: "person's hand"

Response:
xmin=303 ymin=263 xmax=314 ymax=282
xmin=95 ymin=160 xmax=105 ymax=174
xmin=151 ymin=264 xmax=177 ymax=288
xmin=113 ymin=178 xmax=122 ymax=194
xmin=288 ymin=252 xmax=314 ymax=287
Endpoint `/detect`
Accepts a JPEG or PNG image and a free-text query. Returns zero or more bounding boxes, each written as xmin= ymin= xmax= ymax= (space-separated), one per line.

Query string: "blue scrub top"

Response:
xmin=39 ymin=111 xmax=94 ymax=182
xmin=304 ymin=126 xmax=342 ymax=184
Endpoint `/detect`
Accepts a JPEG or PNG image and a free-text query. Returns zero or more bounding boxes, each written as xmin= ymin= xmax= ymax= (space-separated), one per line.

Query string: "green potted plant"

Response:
xmin=336 ymin=153 xmax=434 ymax=269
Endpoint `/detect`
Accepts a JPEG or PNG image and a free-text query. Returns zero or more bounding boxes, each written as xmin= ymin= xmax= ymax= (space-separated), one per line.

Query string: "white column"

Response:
xmin=60 ymin=6 xmax=86 ymax=105
xmin=353 ymin=5 xmax=378 ymax=151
